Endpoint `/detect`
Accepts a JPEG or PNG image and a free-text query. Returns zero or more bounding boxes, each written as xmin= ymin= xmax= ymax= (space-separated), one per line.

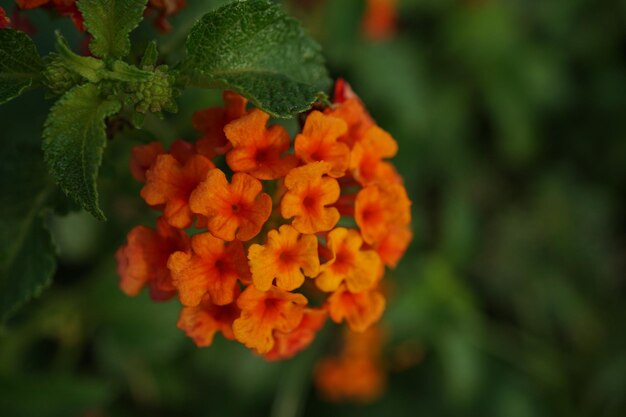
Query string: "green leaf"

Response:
xmin=183 ymin=0 xmax=331 ymax=118
xmin=54 ymin=32 xmax=104 ymax=83
xmin=43 ymin=84 xmax=122 ymax=220
xmin=0 ymin=29 xmax=43 ymax=105
xmin=78 ymin=0 xmax=148 ymax=58
xmin=0 ymin=114 xmax=56 ymax=322
xmin=107 ymin=60 xmax=153 ymax=82
xmin=140 ymin=40 xmax=159 ymax=68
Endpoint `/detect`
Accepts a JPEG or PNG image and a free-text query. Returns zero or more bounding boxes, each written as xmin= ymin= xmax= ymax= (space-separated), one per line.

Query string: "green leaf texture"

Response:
xmin=184 ymin=0 xmax=331 ymax=118
xmin=78 ymin=0 xmax=148 ymax=58
xmin=0 ymin=116 xmax=55 ymax=322
xmin=43 ymin=84 xmax=122 ymax=220
xmin=0 ymin=29 xmax=43 ymax=105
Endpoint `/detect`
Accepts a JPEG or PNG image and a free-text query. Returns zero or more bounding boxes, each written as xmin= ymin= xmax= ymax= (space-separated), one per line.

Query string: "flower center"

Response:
xmin=362 ymin=206 xmax=380 ymax=223
xmin=264 ymin=298 xmax=280 ymax=311
xmin=310 ymin=149 xmax=324 ymax=161
xmin=333 ymin=247 xmax=354 ymax=273
xmin=254 ymin=148 xmax=270 ymax=164
xmin=278 ymin=248 xmax=296 ymax=266
xmin=302 ymin=195 xmax=316 ymax=209
xmin=214 ymin=258 xmax=228 ymax=274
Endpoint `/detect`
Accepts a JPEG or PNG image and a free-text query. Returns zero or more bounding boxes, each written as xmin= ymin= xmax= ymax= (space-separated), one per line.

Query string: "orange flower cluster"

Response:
xmin=315 ymin=326 xmax=386 ymax=402
xmin=117 ymin=84 xmax=412 ymax=360
xmin=15 ymin=0 xmax=185 ymax=32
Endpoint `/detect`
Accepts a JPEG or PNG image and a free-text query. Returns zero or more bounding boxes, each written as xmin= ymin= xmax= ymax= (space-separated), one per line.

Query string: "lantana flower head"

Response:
xmin=117 ymin=82 xmax=412 ymax=360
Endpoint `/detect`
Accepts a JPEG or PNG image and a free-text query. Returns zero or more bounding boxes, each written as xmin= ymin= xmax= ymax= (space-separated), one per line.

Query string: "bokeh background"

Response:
xmin=1 ymin=0 xmax=626 ymax=416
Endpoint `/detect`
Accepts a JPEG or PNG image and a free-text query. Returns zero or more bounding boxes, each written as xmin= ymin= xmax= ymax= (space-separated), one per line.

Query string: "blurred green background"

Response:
xmin=1 ymin=0 xmax=626 ymax=416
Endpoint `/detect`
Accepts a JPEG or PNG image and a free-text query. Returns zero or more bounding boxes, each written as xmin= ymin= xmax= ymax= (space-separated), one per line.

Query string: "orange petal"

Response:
xmin=314 ymin=355 xmax=384 ymax=402
xmin=356 ymin=184 xmax=411 ymax=244
xmin=264 ymin=308 xmax=327 ymax=361
xmin=248 ymin=225 xmax=320 ymax=291
xmin=233 ymin=285 xmax=307 ymax=354
xmin=141 ymin=154 xmax=215 ymax=229
xmin=327 ymin=98 xmax=375 ymax=147
xmin=326 ymin=285 xmax=385 ymax=332
xmin=168 ymin=232 xmax=249 ymax=306
xmin=116 ymin=217 xmax=189 ymax=300
xmin=295 ymin=111 xmax=350 ymax=178
xmin=177 ymin=294 xmax=240 ymax=347
xmin=169 ymin=139 xmax=195 ymax=164
xmin=130 ymin=141 xmax=164 ymax=182
xmin=363 ymin=0 xmax=397 ymax=40
xmin=193 ymin=91 xmax=248 ymax=157
xmin=350 ymin=125 xmax=398 ymax=185
xmin=316 ymin=228 xmax=381 ymax=293
xmin=189 ymin=169 xmax=272 ymax=241
xmin=375 ymin=226 xmax=413 ymax=268
xmin=281 ymin=162 xmax=340 ymax=234
xmin=225 ymin=109 xmax=297 ymax=179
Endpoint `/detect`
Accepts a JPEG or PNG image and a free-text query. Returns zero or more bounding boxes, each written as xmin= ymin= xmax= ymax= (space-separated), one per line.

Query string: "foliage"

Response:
xmin=0 ymin=0 xmax=329 ymax=321
xmin=1 ymin=0 xmax=625 ymax=416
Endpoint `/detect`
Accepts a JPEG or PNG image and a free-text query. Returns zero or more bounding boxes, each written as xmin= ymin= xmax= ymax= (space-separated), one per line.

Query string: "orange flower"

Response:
xmin=168 ymin=139 xmax=195 ymax=163
xmin=327 ymin=98 xmax=375 ymax=147
xmin=189 ymin=168 xmax=272 ymax=241
xmin=355 ymin=184 xmax=411 ymax=244
xmin=264 ymin=308 xmax=327 ymax=361
xmin=315 ymin=356 xmax=384 ymax=402
xmin=177 ymin=293 xmax=240 ymax=347
xmin=130 ymin=140 xmax=195 ymax=182
xmin=116 ymin=217 xmax=189 ymax=301
xmin=168 ymin=232 xmax=250 ymax=306
xmin=342 ymin=325 xmax=385 ymax=357
xmin=130 ymin=142 xmax=164 ymax=182
xmin=375 ymin=226 xmax=412 ymax=268
xmin=224 ymin=109 xmax=298 ymax=179
xmin=326 ymin=285 xmax=385 ymax=332
xmin=248 ymin=225 xmax=320 ymax=291
xmin=315 ymin=326 xmax=385 ymax=402
xmin=316 ymin=228 xmax=381 ymax=293
xmin=362 ymin=0 xmax=397 ymax=40
xmin=118 ymin=78 xmax=412 ymax=360
xmin=350 ymin=125 xmax=398 ymax=185
xmin=294 ymin=111 xmax=350 ymax=178
xmin=193 ymin=91 xmax=248 ymax=158
xmin=281 ymin=162 xmax=340 ymax=234
xmin=141 ymin=154 xmax=214 ymax=229
xmin=233 ymin=285 xmax=307 ymax=354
